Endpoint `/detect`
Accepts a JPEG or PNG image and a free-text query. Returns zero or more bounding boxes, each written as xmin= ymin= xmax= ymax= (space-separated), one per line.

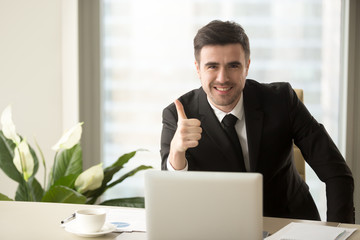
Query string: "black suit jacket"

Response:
xmin=160 ymin=79 xmax=354 ymax=223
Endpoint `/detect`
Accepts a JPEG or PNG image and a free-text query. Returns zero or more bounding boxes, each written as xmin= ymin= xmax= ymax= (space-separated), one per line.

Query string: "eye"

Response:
xmin=207 ymin=65 xmax=217 ymax=70
xmin=230 ymin=63 xmax=240 ymax=68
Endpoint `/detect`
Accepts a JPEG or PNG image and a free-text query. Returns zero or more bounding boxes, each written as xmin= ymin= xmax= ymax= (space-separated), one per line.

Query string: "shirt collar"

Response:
xmin=207 ymin=94 xmax=244 ymax=122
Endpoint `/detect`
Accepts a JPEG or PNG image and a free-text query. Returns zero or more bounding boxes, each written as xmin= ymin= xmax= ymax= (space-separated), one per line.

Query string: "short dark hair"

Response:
xmin=193 ymin=20 xmax=250 ymax=62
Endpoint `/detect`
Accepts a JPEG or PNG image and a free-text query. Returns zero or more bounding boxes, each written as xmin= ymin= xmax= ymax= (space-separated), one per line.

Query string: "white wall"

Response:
xmin=0 ymin=0 xmax=78 ymax=199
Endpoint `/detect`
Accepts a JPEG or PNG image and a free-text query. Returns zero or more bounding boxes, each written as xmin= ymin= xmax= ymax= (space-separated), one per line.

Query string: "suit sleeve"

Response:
xmin=287 ymin=84 xmax=354 ymax=223
xmin=160 ymin=103 xmax=177 ymax=170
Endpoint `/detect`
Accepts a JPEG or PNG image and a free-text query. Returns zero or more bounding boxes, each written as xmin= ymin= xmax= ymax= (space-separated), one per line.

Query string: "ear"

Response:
xmin=245 ymin=58 xmax=251 ymax=76
xmin=195 ymin=60 xmax=201 ymax=78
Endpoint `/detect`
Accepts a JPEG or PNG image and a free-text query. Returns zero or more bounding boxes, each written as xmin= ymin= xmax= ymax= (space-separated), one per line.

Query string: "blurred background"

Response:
xmin=0 ymin=0 xmax=359 ymax=222
xmin=101 ymin=0 xmax=340 ymax=220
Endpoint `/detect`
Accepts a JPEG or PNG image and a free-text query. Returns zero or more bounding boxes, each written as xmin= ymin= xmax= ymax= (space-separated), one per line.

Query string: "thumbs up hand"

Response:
xmin=169 ymin=100 xmax=202 ymax=169
xmin=172 ymin=99 xmax=202 ymax=152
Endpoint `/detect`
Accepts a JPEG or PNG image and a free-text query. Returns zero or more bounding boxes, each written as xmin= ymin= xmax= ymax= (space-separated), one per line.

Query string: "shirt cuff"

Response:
xmin=167 ymin=158 xmax=188 ymax=171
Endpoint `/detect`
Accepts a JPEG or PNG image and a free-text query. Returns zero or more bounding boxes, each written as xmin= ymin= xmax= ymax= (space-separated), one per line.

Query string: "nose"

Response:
xmin=217 ymin=68 xmax=228 ymax=83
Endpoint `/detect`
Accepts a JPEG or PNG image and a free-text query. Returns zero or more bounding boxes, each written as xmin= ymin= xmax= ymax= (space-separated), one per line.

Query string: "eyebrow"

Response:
xmin=227 ymin=61 xmax=242 ymax=66
xmin=204 ymin=61 xmax=242 ymax=67
xmin=204 ymin=62 xmax=219 ymax=67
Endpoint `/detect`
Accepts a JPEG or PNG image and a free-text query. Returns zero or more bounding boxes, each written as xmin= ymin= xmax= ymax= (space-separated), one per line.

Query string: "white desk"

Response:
xmin=0 ymin=201 xmax=358 ymax=239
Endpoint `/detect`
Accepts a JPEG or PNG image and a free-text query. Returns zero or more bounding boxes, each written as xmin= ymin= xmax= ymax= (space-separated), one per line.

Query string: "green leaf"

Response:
xmin=33 ymin=137 xmax=47 ymax=188
xmin=52 ymin=144 xmax=82 ymax=184
xmin=0 ymin=131 xmax=22 ymax=183
xmin=0 ymin=131 xmax=40 ymax=184
xmin=86 ymin=165 xmax=152 ymax=204
xmin=14 ymin=177 xmax=44 ymax=201
xmin=102 ymin=149 xmax=146 ymax=188
xmin=107 ymin=165 xmax=153 ymax=189
xmin=41 ymin=185 xmax=86 ymax=204
xmin=15 ymin=179 xmax=30 ymax=201
xmin=100 ymin=197 xmax=145 ymax=208
xmin=82 ymin=150 xmax=143 ymax=203
xmin=53 ymin=174 xmax=78 ymax=189
xmin=28 ymin=144 xmax=39 ymax=180
xmin=0 ymin=192 xmax=13 ymax=201
xmin=106 ymin=150 xmax=138 ymax=169
xmin=28 ymin=178 xmax=44 ymax=202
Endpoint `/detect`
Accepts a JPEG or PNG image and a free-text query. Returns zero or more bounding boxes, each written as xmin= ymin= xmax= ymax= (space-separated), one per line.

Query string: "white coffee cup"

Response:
xmin=75 ymin=209 xmax=106 ymax=233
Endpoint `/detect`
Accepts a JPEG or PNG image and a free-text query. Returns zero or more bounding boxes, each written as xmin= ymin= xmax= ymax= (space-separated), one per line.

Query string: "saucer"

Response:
xmin=65 ymin=222 xmax=116 ymax=237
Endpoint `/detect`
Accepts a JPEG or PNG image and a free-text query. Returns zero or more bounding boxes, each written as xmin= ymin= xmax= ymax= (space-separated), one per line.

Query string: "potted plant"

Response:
xmin=0 ymin=105 xmax=152 ymax=207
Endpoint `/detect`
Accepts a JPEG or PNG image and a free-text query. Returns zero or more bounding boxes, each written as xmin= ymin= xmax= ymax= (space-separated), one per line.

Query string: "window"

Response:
xmin=100 ymin=0 xmax=342 ymax=220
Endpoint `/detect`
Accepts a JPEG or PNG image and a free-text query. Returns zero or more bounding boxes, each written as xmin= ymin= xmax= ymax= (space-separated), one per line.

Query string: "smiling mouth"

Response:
xmin=214 ymin=86 xmax=232 ymax=92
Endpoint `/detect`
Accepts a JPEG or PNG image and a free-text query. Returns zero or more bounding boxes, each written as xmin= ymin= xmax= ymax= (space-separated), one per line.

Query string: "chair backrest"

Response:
xmin=293 ymin=89 xmax=306 ymax=181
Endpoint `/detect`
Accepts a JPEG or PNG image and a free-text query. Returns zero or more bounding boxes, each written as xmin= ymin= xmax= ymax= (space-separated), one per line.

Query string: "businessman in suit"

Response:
xmin=160 ymin=20 xmax=354 ymax=223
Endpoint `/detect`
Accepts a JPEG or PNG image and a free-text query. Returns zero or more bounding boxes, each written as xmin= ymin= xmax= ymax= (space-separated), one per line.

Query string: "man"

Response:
xmin=160 ymin=20 xmax=354 ymax=223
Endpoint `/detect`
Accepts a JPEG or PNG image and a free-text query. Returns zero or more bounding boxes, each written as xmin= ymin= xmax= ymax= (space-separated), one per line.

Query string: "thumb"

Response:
xmin=174 ymin=99 xmax=187 ymax=120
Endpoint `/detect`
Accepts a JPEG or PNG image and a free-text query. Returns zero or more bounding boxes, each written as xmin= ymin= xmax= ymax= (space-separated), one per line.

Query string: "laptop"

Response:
xmin=144 ymin=170 xmax=263 ymax=240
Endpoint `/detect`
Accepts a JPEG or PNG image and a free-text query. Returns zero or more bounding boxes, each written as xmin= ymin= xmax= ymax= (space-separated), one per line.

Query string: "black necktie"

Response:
xmin=222 ymin=114 xmax=246 ymax=171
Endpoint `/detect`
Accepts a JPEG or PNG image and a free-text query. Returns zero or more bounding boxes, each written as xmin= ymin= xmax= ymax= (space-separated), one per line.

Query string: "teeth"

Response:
xmin=216 ymin=87 xmax=230 ymax=91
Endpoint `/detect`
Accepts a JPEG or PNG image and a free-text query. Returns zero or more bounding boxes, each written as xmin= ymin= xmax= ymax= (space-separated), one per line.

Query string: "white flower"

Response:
xmin=13 ymin=139 xmax=34 ymax=181
xmin=75 ymin=163 xmax=104 ymax=193
xmin=52 ymin=122 xmax=83 ymax=151
xmin=1 ymin=105 xmax=21 ymax=144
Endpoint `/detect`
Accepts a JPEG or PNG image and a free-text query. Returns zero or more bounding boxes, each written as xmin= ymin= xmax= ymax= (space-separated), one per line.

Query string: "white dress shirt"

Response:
xmin=167 ymin=94 xmax=250 ymax=171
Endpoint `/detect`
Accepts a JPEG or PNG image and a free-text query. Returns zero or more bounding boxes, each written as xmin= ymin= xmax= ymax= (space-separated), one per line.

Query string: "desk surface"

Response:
xmin=0 ymin=201 xmax=358 ymax=240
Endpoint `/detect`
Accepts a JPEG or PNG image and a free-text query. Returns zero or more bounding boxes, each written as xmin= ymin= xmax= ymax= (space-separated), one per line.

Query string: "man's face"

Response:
xmin=195 ymin=44 xmax=250 ymax=113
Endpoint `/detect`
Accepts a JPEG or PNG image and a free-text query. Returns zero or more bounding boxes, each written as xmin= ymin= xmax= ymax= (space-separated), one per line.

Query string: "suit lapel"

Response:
xmin=243 ymin=83 xmax=263 ymax=171
xmin=197 ymin=89 xmax=240 ymax=163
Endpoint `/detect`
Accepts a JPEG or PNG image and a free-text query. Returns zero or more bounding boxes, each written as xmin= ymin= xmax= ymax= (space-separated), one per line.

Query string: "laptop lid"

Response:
xmin=144 ymin=170 xmax=263 ymax=240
